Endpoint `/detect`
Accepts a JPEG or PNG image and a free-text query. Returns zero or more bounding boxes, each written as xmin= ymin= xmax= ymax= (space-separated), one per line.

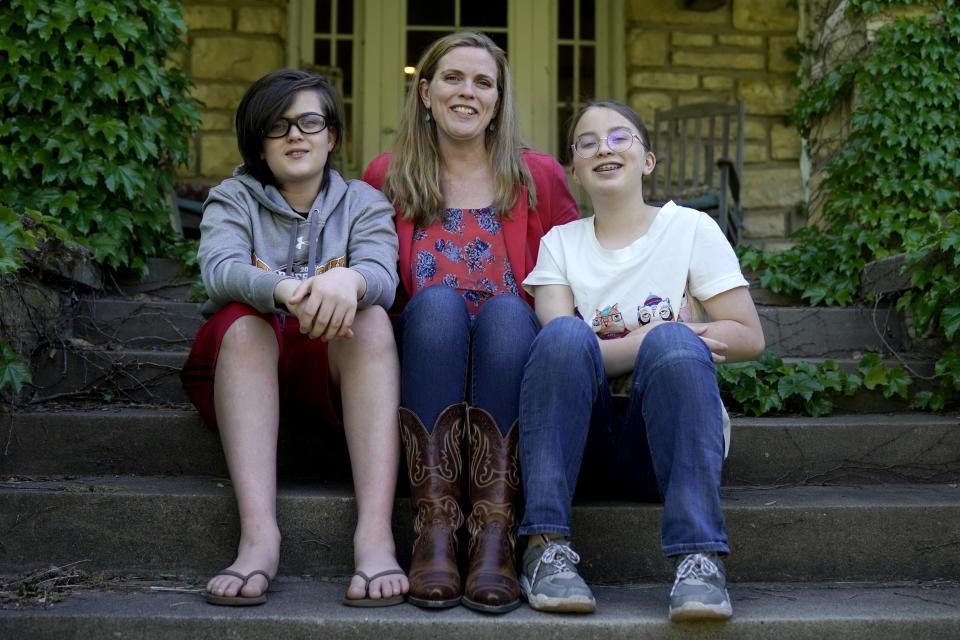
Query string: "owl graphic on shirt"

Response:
xmin=591 ymin=303 xmax=629 ymax=338
xmin=638 ymin=294 xmax=675 ymax=326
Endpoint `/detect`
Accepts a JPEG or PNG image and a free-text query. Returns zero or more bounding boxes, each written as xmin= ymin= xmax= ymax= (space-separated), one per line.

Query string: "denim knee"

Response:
xmin=635 ymin=322 xmax=712 ymax=372
xmin=530 ymin=316 xmax=596 ymax=363
xmin=399 ymin=285 xmax=469 ymax=345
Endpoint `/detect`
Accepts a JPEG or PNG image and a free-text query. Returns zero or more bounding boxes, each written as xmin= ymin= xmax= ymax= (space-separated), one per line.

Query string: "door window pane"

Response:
xmin=408 ymin=0 xmax=454 ymax=26
xmin=556 ymin=0 xmax=596 ymax=164
xmin=404 ymin=2 xmax=508 ymax=71
xmin=311 ymin=0 xmax=356 ymax=170
xmin=462 ymin=1 xmax=507 ymax=28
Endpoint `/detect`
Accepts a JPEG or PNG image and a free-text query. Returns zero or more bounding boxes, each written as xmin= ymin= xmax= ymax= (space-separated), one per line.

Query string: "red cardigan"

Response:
xmin=362 ymin=150 xmax=580 ymax=311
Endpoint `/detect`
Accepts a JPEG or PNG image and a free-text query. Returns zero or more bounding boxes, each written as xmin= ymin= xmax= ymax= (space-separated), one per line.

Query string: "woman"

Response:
xmin=180 ymin=69 xmax=408 ymax=608
xmin=363 ymin=31 xmax=579 ymax=613
xmin=517 ymin=100 xmax=765 ymax=620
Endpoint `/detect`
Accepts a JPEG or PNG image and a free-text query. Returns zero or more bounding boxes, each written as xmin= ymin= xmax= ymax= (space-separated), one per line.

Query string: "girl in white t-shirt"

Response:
xmin=515 ymin=100 xmax=765 ymax=621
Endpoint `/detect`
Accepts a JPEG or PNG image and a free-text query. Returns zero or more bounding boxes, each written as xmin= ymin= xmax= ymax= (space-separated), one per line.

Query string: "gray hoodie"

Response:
xmin=198 ymin=168 xmax=399 ymax=317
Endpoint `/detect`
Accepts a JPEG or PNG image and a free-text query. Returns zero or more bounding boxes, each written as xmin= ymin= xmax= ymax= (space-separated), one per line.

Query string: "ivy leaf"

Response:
xmin=103 ymin=164 xmax=145 ymax=199
xmin=861 ymin=364 xmax=888 ymax=391
xmin=777 ymin=371 xmax=823 ymax=401
xmin=941 ymin=302 xmax=960 ymax=341
xmin=0 ymin=205 xmax=37 ymax=272
xmin=883 ymin=368 xmax=911 ymax=399
xmin=0 ymin=340 xmax=32 ymax=393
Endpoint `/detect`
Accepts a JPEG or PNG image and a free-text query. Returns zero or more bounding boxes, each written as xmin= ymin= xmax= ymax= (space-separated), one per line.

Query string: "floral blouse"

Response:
xmin=411 ymin=206 xmax=520 ymax=315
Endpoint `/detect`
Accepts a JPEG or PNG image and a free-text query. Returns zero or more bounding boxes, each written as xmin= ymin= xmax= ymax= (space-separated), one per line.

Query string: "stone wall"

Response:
xmin=627 ymin=0 xmax=803 ymax=250
xmin=799 ymin=0 xmax=936 ymax=226
xmin=174 ymin=0 xmax=289 ymax=183
xmin=173 ymin=0 xmax=804 ymax=249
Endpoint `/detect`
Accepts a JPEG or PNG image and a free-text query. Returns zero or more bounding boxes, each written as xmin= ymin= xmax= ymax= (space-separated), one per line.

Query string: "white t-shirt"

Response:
xmin=523 ymin=201 xmax=747 ymax=336
xmin=522 ymin=201 xmax=748 ymax=455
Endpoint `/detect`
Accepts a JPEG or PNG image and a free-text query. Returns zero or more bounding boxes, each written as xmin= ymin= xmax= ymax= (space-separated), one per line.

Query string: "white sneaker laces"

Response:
xmin=670 ymin=553 xmax=719 ymax=595
xmin=537 ymin=543 xmax=582 ymax=576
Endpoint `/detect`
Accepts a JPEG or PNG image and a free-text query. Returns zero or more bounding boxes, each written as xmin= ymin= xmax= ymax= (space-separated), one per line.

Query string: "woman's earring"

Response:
xmin=488 ymin=121 xmax=495 ymax=132
xmin=425 ymin=112 xmax=431 ymax=122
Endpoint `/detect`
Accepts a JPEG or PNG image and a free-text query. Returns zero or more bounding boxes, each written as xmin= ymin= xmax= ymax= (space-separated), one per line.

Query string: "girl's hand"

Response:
xmin=689 ymin=324 xmax=729 ymax=364
xmin=281 ymin=268 xmax=366 ymax=341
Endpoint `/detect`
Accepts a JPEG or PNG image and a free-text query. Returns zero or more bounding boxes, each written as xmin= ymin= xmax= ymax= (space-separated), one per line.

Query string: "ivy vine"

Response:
xmin=739 ymin=0 xmax=960 ymax=410
xmin=0 ymin=0 xmax=201 ymax=275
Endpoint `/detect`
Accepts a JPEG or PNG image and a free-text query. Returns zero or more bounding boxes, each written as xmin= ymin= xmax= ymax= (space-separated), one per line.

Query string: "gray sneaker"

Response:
xmin=520 ymin=537 xmax=596 ymax=613
xmin=668 ymin=553 xmax=732 ymax=621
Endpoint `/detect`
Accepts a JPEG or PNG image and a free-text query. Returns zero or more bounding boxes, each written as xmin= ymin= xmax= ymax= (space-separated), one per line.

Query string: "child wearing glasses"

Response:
xmin=516 ymin=100 xmax=764 ymax=620
xmin=180 ymin=68 xmax=408 ymax=607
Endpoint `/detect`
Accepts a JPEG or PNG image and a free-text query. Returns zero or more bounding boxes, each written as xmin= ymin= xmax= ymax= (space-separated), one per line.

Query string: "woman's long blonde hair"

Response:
xmin=381 ymin=31 xmax=536 ymax=226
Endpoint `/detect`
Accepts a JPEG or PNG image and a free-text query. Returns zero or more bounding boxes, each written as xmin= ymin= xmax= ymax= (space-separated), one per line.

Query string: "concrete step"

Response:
xmin=73 ymin=298 xmax=203 ymax=350
xmin=758 ymin=305 xmax=925 ymax=359
xmin=71 ymin=296 xmax=937 ymax=361
xmin=1 ymin=475 xmax=959 ymax=583
xmin=29 ymin=349 xmax=187 ymax=405
xmin=3 ymin=410 xmax=957 ymax=485
xmin=2 ymin=577 xmax=959 ymax=640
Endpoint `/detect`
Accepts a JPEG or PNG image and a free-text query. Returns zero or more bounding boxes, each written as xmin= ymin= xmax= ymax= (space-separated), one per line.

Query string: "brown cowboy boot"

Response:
xmin=399 ymin=403 xmax=466 ymax=608
xmin=462 ymin=407 xmax=522 ymax=613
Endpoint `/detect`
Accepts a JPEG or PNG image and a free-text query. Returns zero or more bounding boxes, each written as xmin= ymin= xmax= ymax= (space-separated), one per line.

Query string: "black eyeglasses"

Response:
xmin=572 ymin=127 xmax=644 ymax=159
xmin=264 ymin=112 xmax=336 ymax=138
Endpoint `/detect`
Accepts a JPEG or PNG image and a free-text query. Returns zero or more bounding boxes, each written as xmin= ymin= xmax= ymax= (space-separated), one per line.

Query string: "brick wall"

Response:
xmin=627 ymin=0 xmax=803 ymax=250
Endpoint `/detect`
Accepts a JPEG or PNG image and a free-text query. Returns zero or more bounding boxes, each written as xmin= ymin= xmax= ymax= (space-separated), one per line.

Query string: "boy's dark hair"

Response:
xmin=566 ymin=99 xmax=652 ymax=152
xmin=235 ymin=68 xmax=344 ymax=188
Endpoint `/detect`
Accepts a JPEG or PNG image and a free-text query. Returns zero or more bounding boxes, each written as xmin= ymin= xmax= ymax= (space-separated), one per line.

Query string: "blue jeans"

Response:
xmin=518 ymin=316 xmax=728 ymax=557
xmin=395 ymin=284 xmax=540 ymax=435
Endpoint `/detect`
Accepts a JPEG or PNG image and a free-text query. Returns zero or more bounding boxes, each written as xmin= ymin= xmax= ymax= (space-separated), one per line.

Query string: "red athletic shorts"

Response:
xmin=179 ymin=302 xmax=342 ymax=431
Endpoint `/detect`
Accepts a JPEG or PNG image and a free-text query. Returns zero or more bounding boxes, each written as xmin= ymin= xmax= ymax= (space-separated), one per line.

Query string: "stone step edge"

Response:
xmin=0 ymin=578 xmax=958 ymax=638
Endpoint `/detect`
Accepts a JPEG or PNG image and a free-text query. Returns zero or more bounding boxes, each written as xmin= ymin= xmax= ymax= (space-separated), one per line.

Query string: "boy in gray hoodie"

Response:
xmin=180 ymin=69 xmax=407 ymax=607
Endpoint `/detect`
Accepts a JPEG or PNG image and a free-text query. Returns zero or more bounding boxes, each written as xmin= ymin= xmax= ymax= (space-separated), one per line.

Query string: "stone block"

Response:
xmin=742 ymin=209 xmax=789 ymax=238
xmin=628 ymin=29 xmax=669 ymax=67
xmin=738 ymin=76 xmax=798 ymax=115
xmin=743 ymin=140 xmax=768 ymax=164
xmin=628 ymin=0 xmax=728 ymax=25
xmin=732 ymin=0 xmax=798 ymax=31
xmin=200 ymin=132 xmax=241 ymax=180
xmin=674 ymin=49 xmax=766 ymax=70
xmin=629 ymin=71 xmax=699 ymax=90
xmin=771 ymin=122 xmax=802 ymax=160
xmin=199 ymin=111 xmax=234 ymax=132
xmin=743 ymin=119 xmax=768 ymax=141
xmin=867 ymin=5 xmax=938 ymax=41
xmin=757 ymin=238 xmax=798 ymax=252
xmin=861 ymin=252 xmax=913 ymax=297
xmin=237 ymin=6 xmax=286 ymax=36
xmin=702 ymin=75 xmax=734 ymax=91
xmin=671 ymin=32 xmax=714 ymax=47
xmin=629 ymin=92 xmax=673 ymax=122
xmin=742 ymin=166 xmax=804 ymax=209
xmin=769 ymin=35 xmax=799 ymax=73
xmin=183 ymin=5 xmax=233 ymax=31
xmin=191 ymin=36 xmax=284 ymax=82
xmin=190 ymin=82 xmax=251 ymax=111
xmin=677 ymin=92 xmax=732 ymax=106
xmin=717 ymin=33 xmax=764 ymax=48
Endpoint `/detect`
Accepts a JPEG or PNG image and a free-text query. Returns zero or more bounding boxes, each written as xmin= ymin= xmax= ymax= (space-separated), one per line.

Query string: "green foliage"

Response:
xmin=718 ymin=351 xmax=866 ymax=417
xmin=739 ymin=1 xmax=960 ymax=409
xmin=0 ymin=204 xmax=41 ymax=393
xmin=0 ymin=0 xmax=201 ymax=275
